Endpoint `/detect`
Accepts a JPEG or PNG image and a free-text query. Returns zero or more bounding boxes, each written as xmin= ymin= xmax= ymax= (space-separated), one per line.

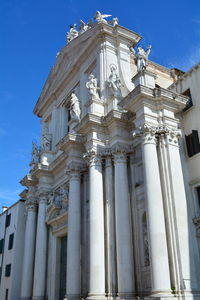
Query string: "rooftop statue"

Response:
xmin=67 ymin=24 xmax=78 ymax=43
xmin=94 ymin=11 xmax=112 ymax=24
xmin=107 ymin=64 xmax=122 ymax=97
xmin=132 ymin=45 xmax=152 ymax=72
xmin=110 ymin=17 xmax=119 ymax=26
xmin=79 ymin=19 xmax=92 ymax=34
xmin=70 ymin=92 xmax=81 ymax=120
xmin=86 ymin=74 xmax=100 ymax=100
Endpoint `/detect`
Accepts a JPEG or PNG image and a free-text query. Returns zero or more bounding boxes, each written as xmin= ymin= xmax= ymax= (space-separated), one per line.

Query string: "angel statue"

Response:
xmin=86 ymin=74 xmax=100 ymax=99
xmin=107 ymin=64 xmax=122 ymax=97
xmin=67 ymin=24 xmax=78 ymax=43
xmin=70 ymin=92 xmax=81 ymax=120
xmin=31 ymin=141 xmax=40 ymax=164
xmin=94 ymin=11 xmax=112 ymax=24
xmin=110 ymin=17 xmax=119 ymax=26
xmin=132 ymin=45 xmax=152 ymax=72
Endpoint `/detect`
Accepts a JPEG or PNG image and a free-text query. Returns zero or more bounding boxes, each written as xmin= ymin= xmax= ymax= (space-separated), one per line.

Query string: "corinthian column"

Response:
xmin=87 ymin=153 xmax=105 ymax=300
xmin=21 ymin=202 xmax=37 ymax=300
xmin=64 ymin=164 xmax=81 ymax=300
xmin=141 ymin=125 xmax=171 ymax=294
xmin=105 ymin=157 xmax=117 ymax=296
xmin=32 ymin=192 xmax=48 ymax=300
xmin=113 ymin=148 xmax=135 ymax=298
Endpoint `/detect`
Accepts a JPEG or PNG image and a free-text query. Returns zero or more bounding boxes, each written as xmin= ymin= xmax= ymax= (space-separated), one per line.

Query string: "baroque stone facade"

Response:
xmin=19 ymin=11 xmax=200 ymax=300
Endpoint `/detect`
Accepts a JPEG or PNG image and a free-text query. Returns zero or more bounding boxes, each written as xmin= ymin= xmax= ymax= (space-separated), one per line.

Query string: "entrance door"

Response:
xmin=59 ymin=236 xmax=67 ymax=300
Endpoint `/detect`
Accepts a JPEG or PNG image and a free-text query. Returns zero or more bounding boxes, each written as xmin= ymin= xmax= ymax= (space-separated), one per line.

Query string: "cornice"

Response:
xmin=20 ymin=174 xmax=38 ymax=187
xmin=57 ymin=132 xmax=84 ymax=153
xmin=120 ymin=84 xmax=188 ymax=113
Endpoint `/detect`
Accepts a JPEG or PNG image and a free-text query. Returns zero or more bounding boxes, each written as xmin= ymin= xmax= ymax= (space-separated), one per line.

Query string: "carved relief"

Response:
xmin=41 ymin=125 xmax=52 ymax=152
xmin=30 ymin=141 xmax=40 ymax=165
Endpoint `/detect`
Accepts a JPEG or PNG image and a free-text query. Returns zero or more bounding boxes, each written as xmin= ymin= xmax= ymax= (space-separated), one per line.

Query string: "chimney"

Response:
xmin=2 ymin=206 xmax=8 ymax=212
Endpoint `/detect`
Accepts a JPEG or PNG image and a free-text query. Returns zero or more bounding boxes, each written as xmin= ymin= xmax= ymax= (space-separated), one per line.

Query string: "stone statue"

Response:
xmin=94 ymin=11 xmax=112 ymax=24
xmin=41 ymin=125 xmax=52 ymax=152
xmin=79 ymin=19 xmax=89 ymax=34
xmin=67 ymin=24 xmax=78 ymax=43
xmin=110 ymin=17 xmax=119 ymax=26
xmin=86 ymin=74 xmax=100 ymax=99
xmin=70 ymin=92 xmax=81 ymax=120
xmin=31 ymin=141 xmax=40 ymax=164
xmin=132 ymin=45 xmax=152 ymax=72
xmin=107 ymin=64 xmax=122 ymax=97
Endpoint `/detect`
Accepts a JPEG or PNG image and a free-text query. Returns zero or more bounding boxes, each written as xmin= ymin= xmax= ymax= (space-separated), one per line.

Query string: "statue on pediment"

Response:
xmin=41 ymin=125 xmax=52 ymax=152
xmin=94 ymin=11 xmax=112 ymax=24
xmin=31 ymin=141 xmax=40 ymax=164
xmin=86 ymin=74 xmax=100 ymax=100
xmin=70 ymin=92 xmax=81 ymax=120
xmin=132 ymin=45 xmax=152 ymax=72
xmin=67 ymin=24 xmax=78 ymax=43
xmin=79 ymin=19 xmax=90 ymax=34
xmin=107 ymin=64 xmax=122 ymax=97
xmin=110 ymin=17 xmax=119 ymax=26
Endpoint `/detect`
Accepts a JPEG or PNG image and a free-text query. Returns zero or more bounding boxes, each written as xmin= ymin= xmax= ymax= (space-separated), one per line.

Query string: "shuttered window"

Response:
xmin=8 ymin=233 xmax=14 ymax=250
xmin=5 ymin=214 xmax=11 ymax=227
xmin=5 ymin=264 xmax=11 ymax=277
xmin=185 ymin=130 xmax=200 ymax=157
xmin=0 ymin=239 xmax=4 ymax=254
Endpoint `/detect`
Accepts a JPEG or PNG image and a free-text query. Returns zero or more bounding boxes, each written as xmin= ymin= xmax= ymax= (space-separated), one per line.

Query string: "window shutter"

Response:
xmin=5 ymin=264 xmax=11 ymax=277
xmin=192 ymin=130 xmax=200 ymax=155
xmin=8 ymin=233 xmax=14 ymax=250
xmin=0 ymin=239 xmax=4 ymax=254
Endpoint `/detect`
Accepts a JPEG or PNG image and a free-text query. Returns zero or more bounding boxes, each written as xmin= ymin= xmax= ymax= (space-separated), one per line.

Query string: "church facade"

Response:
xmin=19 ymin=11 xmax=200 ymax=300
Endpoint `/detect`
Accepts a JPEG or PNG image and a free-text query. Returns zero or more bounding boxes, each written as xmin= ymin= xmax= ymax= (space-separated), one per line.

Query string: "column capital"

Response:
xmin=25 ymin=199 xmax=37 ymax=212
xmin=84 ymin=149 xmax=102 ymax=167
xmin=133 ymin=123 xmax=157 ymax=145
xmin=66 ymin=162 xmax=85 ymax=180
xmin=112 ymin=144 xmax=128 ymax=164
xmin=37 ymin=189 xmax=50 ymax=204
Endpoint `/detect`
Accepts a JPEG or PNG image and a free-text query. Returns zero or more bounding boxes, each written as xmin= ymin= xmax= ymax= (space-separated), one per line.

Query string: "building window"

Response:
xmin=185 ymin=130 xmax=200 ymax=157
xmin=0 ymin=239 xmax=4 ymax=254
xmin=182 ymin=88 xmax=193 ymax=112
xmin=196 ymin=186 xmax=200 ymax=210
xmin=5 ymin=289 xmax=8 ymax=300
xmin=5 ymin=264 xmax=11 ymax=277
xmin=8 ymin=233 xmax=14 ymax=250
xmin=5 ymin=214 xmax=11 ymax=227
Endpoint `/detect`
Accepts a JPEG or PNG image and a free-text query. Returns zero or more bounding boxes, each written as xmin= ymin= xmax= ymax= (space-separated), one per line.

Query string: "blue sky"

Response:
xmin=0 ymin=0 xmax=199 ymax=207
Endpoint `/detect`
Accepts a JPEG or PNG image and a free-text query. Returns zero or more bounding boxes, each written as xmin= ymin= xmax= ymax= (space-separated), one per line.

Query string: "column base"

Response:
xmin=144 ymin=290 xmax=200 ymax=300
xmin=32 ymin=297 xmax=47 ymax=300
xmin=86 ymin=294 xmax=107 ymax=300
xmin=20 ymin=297 xmax=32 ymax=300
xmin=63 ymin=294 xmax=81 ymax=300
xmin=116 ymin=293 xmax=136 ymax=300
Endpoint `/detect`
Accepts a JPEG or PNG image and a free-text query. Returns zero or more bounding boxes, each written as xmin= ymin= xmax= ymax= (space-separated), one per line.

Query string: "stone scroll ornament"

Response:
xmin=131 ymin=45 xmax=152 ymax=72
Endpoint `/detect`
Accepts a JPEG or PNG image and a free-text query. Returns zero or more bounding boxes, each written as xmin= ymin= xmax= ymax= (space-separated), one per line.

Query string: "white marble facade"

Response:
xmin=20 ymin=11 xmax=200 ymax=300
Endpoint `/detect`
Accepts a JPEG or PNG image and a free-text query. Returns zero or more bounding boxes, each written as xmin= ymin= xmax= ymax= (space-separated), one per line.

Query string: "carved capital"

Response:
xmin=112 ymin=144 xmax=128 ymax=164
xmin=133 ymin=123 xmax=157 ymax=145
xmin=37 ymin=189 xmax=50 ymax=204
xmin=26 ymin=201 xmax=37 ymax=212
xmin=66 ymin=162 xmax=85 ymax=180
xmin=84 ymin=148 xmax=102 ymax=167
